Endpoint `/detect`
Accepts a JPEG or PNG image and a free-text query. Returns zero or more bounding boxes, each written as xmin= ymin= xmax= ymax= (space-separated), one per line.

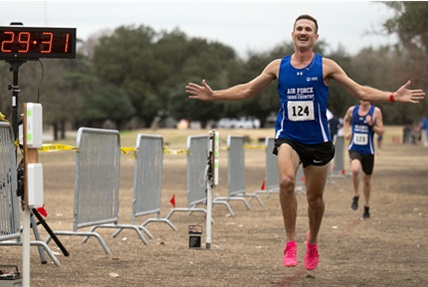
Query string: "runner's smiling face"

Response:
xmin=292 ymin=19 xmax=318 ymax=50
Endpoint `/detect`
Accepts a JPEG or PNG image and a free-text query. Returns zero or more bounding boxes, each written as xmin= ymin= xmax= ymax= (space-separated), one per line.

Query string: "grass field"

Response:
xmin=4 ymin=124 xmax=426 ymax=287
xmin=45 ymin=125 xmax=406 ymax=148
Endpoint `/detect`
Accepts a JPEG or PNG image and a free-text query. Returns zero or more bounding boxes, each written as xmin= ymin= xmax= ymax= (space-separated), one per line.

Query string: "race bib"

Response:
xmin=353 ymin=133 xmax=368 ymax=145
xmin=287 ymin=101 xmax=315 ymax=121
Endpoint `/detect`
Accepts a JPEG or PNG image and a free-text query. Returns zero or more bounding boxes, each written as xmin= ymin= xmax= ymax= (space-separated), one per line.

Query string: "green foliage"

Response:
xmin=383 ymin=1 xmax=428 ymax=51
xmin=1 ymin=8 xmax=427 ymax=133
xmin=381 ymin=1 xmax=428 ymax=120
xmin=80 ymin=83 xmax=135 ymax=129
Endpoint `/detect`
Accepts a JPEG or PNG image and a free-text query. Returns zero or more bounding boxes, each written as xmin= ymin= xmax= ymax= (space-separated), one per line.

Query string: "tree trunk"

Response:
xmin=53 ymin=123 xmax=58 ymax=141
xmin=60 ymin=120 xmax=66 ymax=139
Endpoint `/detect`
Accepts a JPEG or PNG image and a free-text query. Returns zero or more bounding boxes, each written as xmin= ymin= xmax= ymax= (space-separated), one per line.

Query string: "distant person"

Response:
xmin=421 ymin=117 xmax=428 ymax=147
xmin=411 ymin=122 xmax=421 ymax=144
xmin=343 ymin=100 xmax=384 ymax=219
xmin=403 ymin=123 xmax=412 ymax=144
xmin=185 ymin=14 xmax=425 ymax=271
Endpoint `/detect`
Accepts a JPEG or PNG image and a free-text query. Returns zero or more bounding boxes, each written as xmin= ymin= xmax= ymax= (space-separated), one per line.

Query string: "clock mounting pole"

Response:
xmin=6 ymin=22 xmax=26 ymax=142
xmin=2 ymin=22 xmax=72 ymax=265
xmin=5 ymin=57 xmax=70 ymax=261
xmin=7 ymin=59 xmax=26 ymax=143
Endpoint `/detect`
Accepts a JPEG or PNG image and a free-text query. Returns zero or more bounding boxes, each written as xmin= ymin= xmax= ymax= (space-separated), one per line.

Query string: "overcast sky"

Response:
xmin=1 ymin=1 xmax=398 ymax=57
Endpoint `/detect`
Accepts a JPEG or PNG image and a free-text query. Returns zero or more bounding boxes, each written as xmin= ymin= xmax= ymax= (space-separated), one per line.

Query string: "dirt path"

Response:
xmin=1 ymin=128 xmax=427 ymax=287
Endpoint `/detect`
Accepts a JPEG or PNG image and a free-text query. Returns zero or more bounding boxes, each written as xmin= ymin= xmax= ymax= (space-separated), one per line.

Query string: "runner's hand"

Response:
xmin=394 ymin=80 xmax=425 ymax=103
xmin=186 ymin=80 xmax=214 ymax=101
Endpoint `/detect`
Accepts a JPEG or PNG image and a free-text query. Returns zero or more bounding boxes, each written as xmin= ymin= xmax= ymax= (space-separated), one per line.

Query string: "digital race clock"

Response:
xmin=0 ymin=26 xmax=76 ymax=60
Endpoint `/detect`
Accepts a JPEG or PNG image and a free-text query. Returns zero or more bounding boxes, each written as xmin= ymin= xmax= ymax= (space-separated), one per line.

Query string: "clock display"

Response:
xmin=0 ymin=26 xmax=76 ymax=60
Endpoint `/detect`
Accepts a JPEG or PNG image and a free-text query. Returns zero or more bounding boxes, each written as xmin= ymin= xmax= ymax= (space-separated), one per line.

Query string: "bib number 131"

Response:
xmin=287 ymin=101 xmax=314 ymax=121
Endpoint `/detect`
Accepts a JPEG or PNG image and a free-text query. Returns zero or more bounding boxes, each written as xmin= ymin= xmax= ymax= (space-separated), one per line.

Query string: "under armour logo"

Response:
xmin=297 ymin=72 xmax=303 ymax=76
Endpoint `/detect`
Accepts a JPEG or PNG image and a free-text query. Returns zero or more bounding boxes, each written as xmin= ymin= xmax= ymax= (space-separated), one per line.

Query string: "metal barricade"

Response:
xmin=295 ymin=163 xmax=306 ymax=196
xmin=254 ymin=137 xmax=279 ymax=197
xmin=46 ymin=128 xmax=148 ymax=254
xmin=254 ymin=137 xmax=306 ymax=198
xmin=0 ymin=122 xmax=60 ymax=266
xmin=213 ymin=135 xmax=263 ymax=212
xmin=166 ymin=135 xmax=209 ymax=220
xmin=264 ymin=137 xmax=280 ymax=193
xmin=0 ymin=122 xmax=20 ymax=242
xmin=329 ymin=135 xmax=348 ymax=182
xmin=129 ymin=134 xmax=176 ymax=232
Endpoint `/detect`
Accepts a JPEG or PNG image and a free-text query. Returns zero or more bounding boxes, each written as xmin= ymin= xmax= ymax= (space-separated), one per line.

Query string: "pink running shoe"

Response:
xmin=304 ymin=231 xmax=320 ymax=270
xmin=283 ymin=241 xmax=298 ymax=267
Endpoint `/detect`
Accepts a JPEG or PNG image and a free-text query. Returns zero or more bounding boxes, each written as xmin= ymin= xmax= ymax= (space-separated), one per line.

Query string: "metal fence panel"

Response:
xmin=212 ymin=135 xmax=263 ymax=209
xmin=256 ymin=137 xmax=305 ymax=196
xmin=165 ymin=135 xmax=210 ymax=221
xmin=133 ymin=134 xmax=163 ymax=218
xmin=132 ymin=134 xmax=176 ymax=231
xmin=333 ymin=135 xmax=346 ymax=174
xmin=186 ymin=135 xmax=208 ymax=207
xmin=0 ymin=122 xmax=20 ymax=241
xmin=265 ymin=137 xmax=279 ymax=191
xmin=47 ymin=127 xmax=148 ymax=252
xmin=327 ymin=135 xmax=349 ymax=184
xmin=74 ymin=127 xmax=121 ymax=230
xmin=227 ymin=135 xmax=246 ymax=196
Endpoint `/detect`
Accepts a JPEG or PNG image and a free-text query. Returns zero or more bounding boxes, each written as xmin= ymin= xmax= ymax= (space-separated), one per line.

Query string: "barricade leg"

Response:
xmin=45 ymin=231 xmax=111 ymax=254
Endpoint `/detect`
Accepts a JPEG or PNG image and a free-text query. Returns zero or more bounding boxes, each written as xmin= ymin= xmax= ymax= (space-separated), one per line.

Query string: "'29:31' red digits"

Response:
xmin=0 ymin=27 xmax=76 ymax=60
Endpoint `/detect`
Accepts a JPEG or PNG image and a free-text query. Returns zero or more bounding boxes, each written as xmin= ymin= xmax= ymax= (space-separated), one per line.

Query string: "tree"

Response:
xmin=4 ymin=13 xmax=423 ymax=132
xmin=92 ymin=25 xmax=160 ymax=126
xmin=80 ymin=83 xmax=135 ymax=129
xmin=382 ymin=1 xmax=428 ymax=122
xmin=325 ymin=44 xmax=356 ymax=118
xmin=383 ymin=2 xmax=428 ymax=52
xmin=168 ymin=37 xmax=239 ymax=126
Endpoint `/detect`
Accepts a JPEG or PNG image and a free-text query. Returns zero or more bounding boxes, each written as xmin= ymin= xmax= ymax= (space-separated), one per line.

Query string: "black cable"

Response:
xmin=36 ymin=59 xmax=44 ymax=103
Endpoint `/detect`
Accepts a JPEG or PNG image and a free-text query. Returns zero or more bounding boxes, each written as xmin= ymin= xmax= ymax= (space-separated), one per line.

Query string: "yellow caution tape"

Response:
xmin=120 ymin=147 xmax=136 ymax=154
xmin=38 ymin=144 xmax=78 ymax=152
xmin=244 ymin=144 xmax=265 ymax=149
xmin=36 ymin=143 xmax=266 ymax=156
xmin=0 ymin=112 xmax=7 ymax=122
xmin=163 ymin=146 xmax=187 ymax=155
xmin=37 ymin=143 xmax=189 ymax=156
xmin=120 ymin=147 xmax=137 ymax=159
xmin=121 ymin=146 xmax=190 ymax=157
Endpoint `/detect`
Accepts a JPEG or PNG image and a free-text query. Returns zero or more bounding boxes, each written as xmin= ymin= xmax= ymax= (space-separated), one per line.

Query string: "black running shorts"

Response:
xmin=348 ymin=150 xmax=375 ymax=175
xmin=273 ymin=139 xmax=335 ymax=168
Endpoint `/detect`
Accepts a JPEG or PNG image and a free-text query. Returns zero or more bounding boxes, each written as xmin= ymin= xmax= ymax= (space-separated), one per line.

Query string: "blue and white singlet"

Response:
xmin=275 ymin=53 xmax=330 ymax=144
xmin=348 ymin=105 xmax=376 ymax=155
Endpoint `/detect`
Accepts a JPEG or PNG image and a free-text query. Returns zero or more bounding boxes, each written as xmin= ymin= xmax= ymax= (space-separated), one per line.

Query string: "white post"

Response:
xmin=214 ymin=131 xmax=219 ymax=186
xmin=205 ymin=182 xmax=212 ymax=250
xmin=22 ymin=207 xmax=31 ymax=287
xmin=22 ymin=102 xmax=43 ymax=287
xmin=205 ymin=130 xmax=213 ymax=250
xmin=205 ymin=130 xmax=219 ymax=250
